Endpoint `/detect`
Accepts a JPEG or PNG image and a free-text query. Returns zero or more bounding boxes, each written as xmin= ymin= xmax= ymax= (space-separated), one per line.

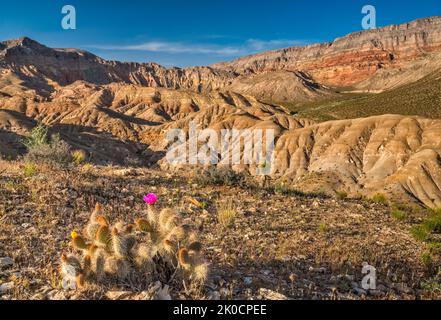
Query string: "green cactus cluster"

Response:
xmin=60 ymin=202 xmax=208 ymax=291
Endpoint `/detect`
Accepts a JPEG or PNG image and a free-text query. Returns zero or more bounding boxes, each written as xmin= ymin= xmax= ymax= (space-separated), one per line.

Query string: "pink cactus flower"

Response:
xmin=143 ymin=193 xmax=158 ymax=205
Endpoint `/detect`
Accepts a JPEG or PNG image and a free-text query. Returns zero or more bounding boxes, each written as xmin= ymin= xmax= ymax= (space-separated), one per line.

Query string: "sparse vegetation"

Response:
xmin=421 ymin=273 xmax=441 ymax=295
xmin=72 ymin=150 xmax=87 ymax=166
xmin=216 ymin=199 xmax=238 ymax=228
xmin=23 ymin=125 xmax=72 ymax=168
xmin=318 ymin=222 xmax=329 ymax=233
xmin=336 ymin=191 xmax=348 ymax=200
xmin=23 ymin=162 xmax=38 ymax=177
xmin=391 ymin=207 xmax=407 ymax=221
xmin=272 ymin=182 xmax=329 ymax=199
xmin=195 ymin=166 xmax=252 ymax=188
xmin=295 ymin=70 xmax=441 ymax=121
xmin=411 ymin=209 xmax=441 ymax=267
xmin=0 ymin=161 xmax=440 ymax=300
xmin=371 ymin=193 xmax=388 ymax=205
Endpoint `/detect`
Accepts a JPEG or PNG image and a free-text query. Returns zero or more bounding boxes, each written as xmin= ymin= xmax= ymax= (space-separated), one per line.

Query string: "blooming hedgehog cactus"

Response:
xmin=59 ymin=194 xmax=209 ymax=295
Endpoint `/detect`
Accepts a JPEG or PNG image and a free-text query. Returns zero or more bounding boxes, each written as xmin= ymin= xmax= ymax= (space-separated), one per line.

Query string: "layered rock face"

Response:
xmin=214 ymin=17 xmax=441 ymax=88
xmin=0 ymin=38 xmax=234 ymax=96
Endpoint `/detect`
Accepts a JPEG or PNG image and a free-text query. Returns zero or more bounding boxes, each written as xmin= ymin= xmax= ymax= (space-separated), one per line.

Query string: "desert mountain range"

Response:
xmin=1 ymin=16 xmax=441 ymax=208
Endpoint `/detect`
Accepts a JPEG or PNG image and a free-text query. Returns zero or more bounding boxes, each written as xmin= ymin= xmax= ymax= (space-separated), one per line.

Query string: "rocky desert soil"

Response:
xmin=0 ymin=161 xmax=439 ymax=300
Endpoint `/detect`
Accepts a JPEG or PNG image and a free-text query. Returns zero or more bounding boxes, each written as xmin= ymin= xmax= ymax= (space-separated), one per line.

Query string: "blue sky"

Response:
xmin=1 ymin=0 xmax=440 ymax=67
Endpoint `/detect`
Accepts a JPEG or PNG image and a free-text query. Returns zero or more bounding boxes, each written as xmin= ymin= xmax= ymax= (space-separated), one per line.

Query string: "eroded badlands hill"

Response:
xmin=1 ymin=81 xmax=440 ymax=208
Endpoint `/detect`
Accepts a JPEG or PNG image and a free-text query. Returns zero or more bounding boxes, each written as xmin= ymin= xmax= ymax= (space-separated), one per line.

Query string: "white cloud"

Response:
xmin=90 ymin=38 xmax=308 ymax=56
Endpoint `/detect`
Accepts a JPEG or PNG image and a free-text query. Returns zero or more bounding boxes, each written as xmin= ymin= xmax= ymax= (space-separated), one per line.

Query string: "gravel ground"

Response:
xmin=0 ymin=161 xmax=440 ymax=300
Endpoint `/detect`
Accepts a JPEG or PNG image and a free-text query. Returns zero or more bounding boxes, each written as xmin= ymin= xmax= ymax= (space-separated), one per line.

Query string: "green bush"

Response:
xmin=411 ymin=209 xmax=441 ymax=243
xmin=23 ymin=124 xmax=49 ymax=150
xmin=391 ymin=208 xmax=407 ymax=221
xmin=411 ymin=225 xmax=429 ymax=242
xmin=23 ymin=163 xmax=38 ymax=177
xmin=371 ymin=193 xmax=388 ymax=205
xmin=72 ymin=150 xmax=87 ymax=166
xmin=23 ymin=125 xmax=72 ymax=168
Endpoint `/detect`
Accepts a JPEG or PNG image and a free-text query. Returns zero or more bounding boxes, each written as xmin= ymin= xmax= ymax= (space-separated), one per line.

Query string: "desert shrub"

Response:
xmin=411 ymin=210 xmax=441 ymax=269
xmin=24 ymin=125 xmax=72 ymax=168
xmin=216 ymin=199 xmax=237 ymax=228
xmin=336 ymin=190 xmax=348 ymax=200
xmin=60 ymin=200 xmax=208 ymax=297
xmin=80 ymin=163 xmax=94 ymax=174
xmin=371 ymin=193 xmax=388 ymax=205
xmin=272 ymin=182 xmax=329 ymax=199
xmin=391 ymin=208 xmax=407 ymax=221
xmin=23 ymin=124 xmax=49 ymax=150
xmin=195 ymin=166 xmax=251 ymax=188
xmin=318 ymin=222 xmax=329 ymax=233
xmin=411 ymin=225 xmax=430 ymax=242
xmin=421 ymin=273 xmax=441 ymax=295
xmin=72 ymin=150 xmax=87 ymax=166
xmin=23 ymin=163 xmax=38 ymax=177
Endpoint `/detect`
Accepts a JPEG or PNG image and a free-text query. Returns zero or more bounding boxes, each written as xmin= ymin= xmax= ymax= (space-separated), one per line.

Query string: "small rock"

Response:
xmin=47 ymin=290 xmax=67 ymax=300
xmin=289 ymin=273 xmax=298 ymax=283
xmin=105 ymin=291 xmax=132 ymax=300
xmin=0 ymin=257 xmax=13 ymax=269
xmin=353 ymin=287 xmax=367 ymax=296
xmin=309 ymin=266 xmax=326 ymax=273
xmin=376 ymin=284 xmax=387 ymax=292
xmin=259 ymin=288 xmax=290 ymax=300
xmin=368 ymin=289 xmax=383 ymax=297
xmin=344 ymin=275 xmax=355 ymax=281
xmin=243 ymin=277 xmax=253 ymax=286
xmin=30 ymin=293 xmax=46 ymax=300
xmin=393 ymin=283 xmax=413 ymax=294
xmin=208 ymin=291 xmax=221 ymax=300
xmin=0 ymin=282 xmax=14 ymax=294
xmin=219 ymin=288 xmax=230 ymax=298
